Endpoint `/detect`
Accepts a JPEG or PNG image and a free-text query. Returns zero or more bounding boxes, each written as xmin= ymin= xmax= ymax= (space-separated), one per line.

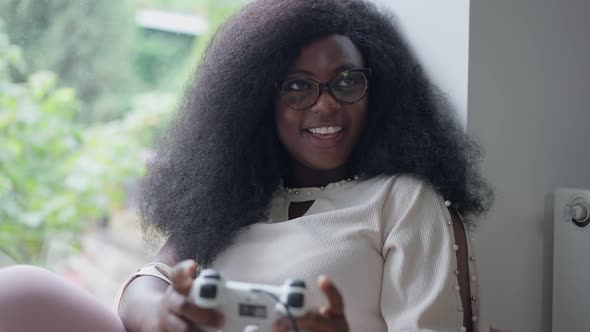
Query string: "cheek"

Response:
xmin=274 ymin=105 xmax=300 ymax=143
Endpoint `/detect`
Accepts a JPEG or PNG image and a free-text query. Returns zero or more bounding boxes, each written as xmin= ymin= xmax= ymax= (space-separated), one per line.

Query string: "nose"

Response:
xmin=310 ymin=88 xmax=340 ymax=113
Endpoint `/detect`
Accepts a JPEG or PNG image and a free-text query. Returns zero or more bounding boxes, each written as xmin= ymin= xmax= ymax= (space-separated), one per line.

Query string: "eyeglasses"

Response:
xmin=276 ymin=68 xmax=371 ymax=110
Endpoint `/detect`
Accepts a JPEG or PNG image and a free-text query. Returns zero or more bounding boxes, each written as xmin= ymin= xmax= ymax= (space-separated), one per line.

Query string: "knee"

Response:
xmin=0 ymin=265 xmax=60 ymax=305
xmin=0 ymin=264 xmax=51 ymax=277
xmin=0 ymin=265 xmax=126 ymax=332
xmin=0 ymin=264 xmax=55 ymax=284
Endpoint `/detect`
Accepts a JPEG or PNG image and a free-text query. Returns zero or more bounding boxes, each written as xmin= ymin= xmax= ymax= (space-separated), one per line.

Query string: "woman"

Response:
xmin=0 ymin=0 xmax=494 ymax=331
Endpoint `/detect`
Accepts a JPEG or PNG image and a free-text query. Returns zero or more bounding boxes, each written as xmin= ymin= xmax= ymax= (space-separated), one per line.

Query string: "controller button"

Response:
xmin=199 ymin=284 xmax=218 ymax=299
xmin=289 ymin=280 xmax=306 ymax=288
xmin=286 ymin=293 xmax=304 ymax=308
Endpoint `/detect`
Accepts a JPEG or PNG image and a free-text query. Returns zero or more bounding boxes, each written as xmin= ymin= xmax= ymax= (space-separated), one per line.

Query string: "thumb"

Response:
xmin=170 ymin=259 xmax=198 ymax=295
xmin=318 ymin=275 xmax=345 ymax=317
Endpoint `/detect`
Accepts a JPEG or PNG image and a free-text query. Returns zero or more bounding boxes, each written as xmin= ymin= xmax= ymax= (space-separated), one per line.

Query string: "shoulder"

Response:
xmin=381 ymin=173 xmax=444 ymax=205
xmin=379 ymin=174 xmax=450 ymax=230
xmin=351 ymin=173 xmax=443 ymax=209
xmin=391 ymin=173 xmax=436 ymax=192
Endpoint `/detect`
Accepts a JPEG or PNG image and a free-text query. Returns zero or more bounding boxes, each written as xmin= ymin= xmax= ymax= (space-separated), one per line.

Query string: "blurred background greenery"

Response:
xmin=0 ymin=0 xmax=247 ymax=271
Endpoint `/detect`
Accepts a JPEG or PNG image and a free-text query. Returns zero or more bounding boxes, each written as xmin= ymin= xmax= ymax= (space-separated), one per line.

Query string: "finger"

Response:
xmin=295 ymin=311 xmax=332 ymax=332
xmin=170 ymin=260 xmax=198 ymax=295
xmin=272 ymin=318 xmax=291 ymax=332
xmin=162 ymin=313 xmax=202 ymax=332
xmin=164 ymin=289 xmax=224 ymax=328
xmin=274 ymin=316 xmax=299 ymax=332
xmin=318 ymin=275 xmax=345 ymax=316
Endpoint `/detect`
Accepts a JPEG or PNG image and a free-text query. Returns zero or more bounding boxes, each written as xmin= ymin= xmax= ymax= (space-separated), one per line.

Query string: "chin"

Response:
xmin=303 ymin=159 xmax=348 ymax=171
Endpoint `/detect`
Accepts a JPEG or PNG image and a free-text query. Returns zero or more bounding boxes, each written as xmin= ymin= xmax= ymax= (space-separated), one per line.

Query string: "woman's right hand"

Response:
xmin=148 ymin=260 xmax=224 ymax=332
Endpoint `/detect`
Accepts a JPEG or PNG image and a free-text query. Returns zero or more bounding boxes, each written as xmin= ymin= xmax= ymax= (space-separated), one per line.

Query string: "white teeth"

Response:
xmin=308 ymin=126 xmax=342 ymax=134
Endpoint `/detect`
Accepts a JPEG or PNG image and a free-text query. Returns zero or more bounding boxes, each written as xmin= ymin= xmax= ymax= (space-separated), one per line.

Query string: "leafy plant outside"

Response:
xmin=0 ymin=31 xmax=174 ymax=264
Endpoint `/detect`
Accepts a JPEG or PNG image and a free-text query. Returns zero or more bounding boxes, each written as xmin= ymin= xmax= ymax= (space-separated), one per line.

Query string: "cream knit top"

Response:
xmin=211 ymin=174 xmax=488 ymax=332
xmin=118 ymin=174 xmax=488 ymax=332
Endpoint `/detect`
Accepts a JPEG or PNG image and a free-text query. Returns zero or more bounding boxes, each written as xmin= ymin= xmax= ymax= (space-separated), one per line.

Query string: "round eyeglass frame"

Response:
xmin=276 ymin=68 xmax=371 ymax=111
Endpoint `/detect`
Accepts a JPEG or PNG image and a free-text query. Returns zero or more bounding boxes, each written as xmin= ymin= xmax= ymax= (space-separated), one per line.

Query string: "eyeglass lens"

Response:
xmin=280 ymin=70 xmax=367 ymax=110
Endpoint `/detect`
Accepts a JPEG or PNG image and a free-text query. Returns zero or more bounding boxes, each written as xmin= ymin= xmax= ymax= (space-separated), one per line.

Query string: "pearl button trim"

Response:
xmin=443 ymin=196 xmax=479 ymax=331
xmin=281 ymin=176 xmax=358 ymax=194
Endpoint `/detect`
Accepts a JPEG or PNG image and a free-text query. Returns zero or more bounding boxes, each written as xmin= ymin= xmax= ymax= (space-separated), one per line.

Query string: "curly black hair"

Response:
xmin=139 ymin=0 xmax=494 ymax=265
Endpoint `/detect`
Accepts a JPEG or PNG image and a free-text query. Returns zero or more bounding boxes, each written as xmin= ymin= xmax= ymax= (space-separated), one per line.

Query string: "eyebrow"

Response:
xmin=287 ymin=63 xmax=363 ymax=77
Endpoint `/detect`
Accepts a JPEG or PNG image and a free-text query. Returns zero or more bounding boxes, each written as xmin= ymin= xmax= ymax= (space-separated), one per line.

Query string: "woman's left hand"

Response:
xmin=273 ymin=275 xmax=350 ymax=332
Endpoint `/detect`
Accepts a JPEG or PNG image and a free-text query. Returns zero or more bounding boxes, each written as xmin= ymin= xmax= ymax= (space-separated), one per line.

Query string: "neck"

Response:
xmin=287 ymin=163 xmax=351 ymax=188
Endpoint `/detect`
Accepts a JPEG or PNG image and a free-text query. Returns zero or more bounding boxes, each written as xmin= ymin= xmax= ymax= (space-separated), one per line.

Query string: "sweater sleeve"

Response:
xmin=379 ymin=176 xmax=465 ymax=332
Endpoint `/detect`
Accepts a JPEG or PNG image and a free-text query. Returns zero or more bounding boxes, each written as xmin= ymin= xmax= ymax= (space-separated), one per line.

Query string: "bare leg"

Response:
xmin=0 ymin=265 xmax=126 ymax=332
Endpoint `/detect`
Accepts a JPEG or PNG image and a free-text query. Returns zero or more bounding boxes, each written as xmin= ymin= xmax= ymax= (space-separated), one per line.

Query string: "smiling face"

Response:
xmin=274 ymin=35 xmax=368 ymax=184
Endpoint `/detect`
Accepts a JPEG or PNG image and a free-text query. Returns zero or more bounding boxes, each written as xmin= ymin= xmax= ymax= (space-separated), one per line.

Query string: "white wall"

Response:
xmin=467 ymin=1 xmax=590 ymax=331
xmin=374 ymin=0 xmax=470 ymax=127
xmin=378 ymin=1 xmax=590 ymax=331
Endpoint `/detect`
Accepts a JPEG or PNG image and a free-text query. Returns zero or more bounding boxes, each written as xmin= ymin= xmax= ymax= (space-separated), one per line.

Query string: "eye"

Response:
xmin=336 ymin=76 xmax=356 ymax=87
xmin=285 ymin=79 xmax=311 ymax=91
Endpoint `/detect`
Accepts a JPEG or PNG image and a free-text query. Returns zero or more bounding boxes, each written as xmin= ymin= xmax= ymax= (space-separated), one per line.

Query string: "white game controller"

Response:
xmin=189 ymin=269 xmax=308 ymax=332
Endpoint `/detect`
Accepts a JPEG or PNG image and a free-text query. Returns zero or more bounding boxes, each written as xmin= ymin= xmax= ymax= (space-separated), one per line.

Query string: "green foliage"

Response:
xmin=133 ymin=0 xmax=246 ymax=14
xmin=133 ymin=30 xmax=195 ymax=92
xmin=132 ymin=0 xmax=248 ymax=92
xmin=0 ymin=0 xmax=248 ymax=123
xmin=0 ymin=0 xmax=137 ymax=123
xmin=0 ymin=33 xmax=174 ymax=264
xmin=0 ymin=0 xmax=248 ymax=264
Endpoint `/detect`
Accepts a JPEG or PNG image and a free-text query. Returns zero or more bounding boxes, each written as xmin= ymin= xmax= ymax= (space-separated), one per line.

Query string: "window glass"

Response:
xmin=0 ymin=0 xmax=247 ymax=306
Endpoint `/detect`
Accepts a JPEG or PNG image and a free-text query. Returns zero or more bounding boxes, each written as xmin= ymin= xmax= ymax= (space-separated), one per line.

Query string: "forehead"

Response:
xmin=288 ymin=35 xmax=365 ymax=74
